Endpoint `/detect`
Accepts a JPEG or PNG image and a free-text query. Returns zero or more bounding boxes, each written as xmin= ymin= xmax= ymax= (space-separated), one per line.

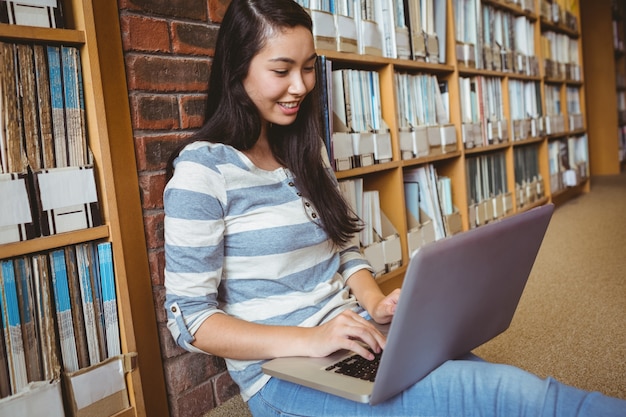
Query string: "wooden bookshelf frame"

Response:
xmin=0 ymin=0 xmax=168 ymax=415
xmin=320 ymin=0 xmax=589 ymax=294
xmin=581 ymin=0 xmax=624 ymax=175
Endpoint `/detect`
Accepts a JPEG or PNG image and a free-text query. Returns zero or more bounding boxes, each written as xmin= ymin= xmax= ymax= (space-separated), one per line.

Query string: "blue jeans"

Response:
xmin=248 ymin=354 xmax=626 ymax=417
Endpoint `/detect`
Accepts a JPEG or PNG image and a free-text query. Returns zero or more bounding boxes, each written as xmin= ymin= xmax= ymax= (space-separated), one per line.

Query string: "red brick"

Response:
xmin=138 ymin=171 xmax=166 ymax=209
xmin=119 ymin=14 xmax=170 ymax=53
xmin=152 ymin=286 xmax=167 ymax=323
xmin=143 ymin=210 xmax=164 ymax=249
xmin=120 ymin=0 xmax=208 ymax=21
xmin=158 ymin=321 xmax=187 ymax=359
xmin=208 ymin=0 xmax=230 ymax=23
xmin=171 ymin=21 xmax=218 ymax=56
xmin=148 ymin=248 xmax=165 ymax=286
xmin=180 ymin=95 xmax=207 ymax=129
xmin=130 ymin=94 xmax=180 ymax=131
xmin=169 ymin=380 xmax=215 ymax=417
xmin=125 ymin=54 xmax=210 ymax=92
xmin=134 ymin=133 xmax=190 ymax=171
xmin=213 ymin=371 xmax=240 ymax=406
xmin=164 ymin=352 xmax=222 ymax=393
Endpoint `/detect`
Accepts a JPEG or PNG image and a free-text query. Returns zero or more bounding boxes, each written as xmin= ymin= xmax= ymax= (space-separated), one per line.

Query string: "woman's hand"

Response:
xmin=368 ymin=288 xmax=400 ymax=325
xmin=306 ymin=309 xmax=386 ymax=360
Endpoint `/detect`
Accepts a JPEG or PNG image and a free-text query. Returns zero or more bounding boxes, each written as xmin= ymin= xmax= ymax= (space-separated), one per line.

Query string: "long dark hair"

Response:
xmin=166 ymin=0 xmax=361 ymax=247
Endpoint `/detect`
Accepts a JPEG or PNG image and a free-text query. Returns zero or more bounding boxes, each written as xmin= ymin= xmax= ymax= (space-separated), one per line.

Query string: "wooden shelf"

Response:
xmin=0 ymin=226 xmax=109 ymax=259
xmin=0 ymin=23 xmax=85 ymax=44
xmin=323 ymin=0 xmax=589 ymax=295
xmin=0 ymin=1 xmax=167 ymax=415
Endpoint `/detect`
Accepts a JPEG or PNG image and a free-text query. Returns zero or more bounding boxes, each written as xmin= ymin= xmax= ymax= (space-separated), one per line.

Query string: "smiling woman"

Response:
xmin=241 ymin=26 xmax=317 ymax=171
xmin=242 ymin=32 xmax=317 ymax=124
xmin=162 ymin=1 xmax=626 ymax=416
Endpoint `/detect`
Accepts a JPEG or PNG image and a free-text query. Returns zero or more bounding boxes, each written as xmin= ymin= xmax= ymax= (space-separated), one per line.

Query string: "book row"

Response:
xmin=0 ymin=241 xmax=120 ymax=398
xmin=294 ymin=0 xmax=581 ymax=80
xmin=513 ymin=145 xmax=545 ymax=209
xmin=548 ymin=133 xmax=589 ymax=193
xmin=316 ymin=53 xmax=585 ymax=176
xmin=338 ymin=178 xmax=403 ymax=277
xmin=466 ymin=151 xmax=513 ymax=228
xmin=0 ymin=40 xmax=101 ymax=244
xmin=402 ymin=164 xmax=462 ymax=252
xmin=316 ymin=57 xmax=458 ymax=172
xmin=294 ymin=0 xmax=447 ymax=63
xmin=0 ymin=41 xmax=91 ymax=174
xmin=455 ymin=0 xmax=580 ymax=78
xmin=337 ymin=163 xmax=462 ymax=277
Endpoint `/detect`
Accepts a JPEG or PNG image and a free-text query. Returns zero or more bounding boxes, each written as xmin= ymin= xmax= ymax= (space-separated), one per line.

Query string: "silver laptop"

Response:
xmin=262 ymin=203 xmax=554 ymax=405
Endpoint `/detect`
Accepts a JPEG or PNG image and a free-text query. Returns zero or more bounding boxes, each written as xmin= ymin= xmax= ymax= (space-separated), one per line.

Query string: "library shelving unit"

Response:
xmin=0 ymin=1 xmax=168 ymax=416
xmin=581 ymin=0 xmax=624 ymax=175
xmin=316 ymin=0 xmax=589 ymax=294
xmin=611 ymin=0 xmax=626 ymax=169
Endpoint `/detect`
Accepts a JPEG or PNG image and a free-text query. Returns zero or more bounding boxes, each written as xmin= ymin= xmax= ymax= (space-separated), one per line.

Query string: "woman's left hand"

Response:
xmin=368 ymin=288 xmax=400 ymax=324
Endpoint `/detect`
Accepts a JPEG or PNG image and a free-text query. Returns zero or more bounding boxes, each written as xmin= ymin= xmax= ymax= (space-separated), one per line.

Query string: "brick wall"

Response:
xmin=116 ymin=1 xmax=239 ymax=416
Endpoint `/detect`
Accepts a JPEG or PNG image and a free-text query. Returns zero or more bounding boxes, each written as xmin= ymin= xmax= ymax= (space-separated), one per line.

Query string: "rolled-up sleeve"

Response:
xmin=163 ymin=149 xmax=227 ymax=351
xmin=337 ymin=245 xmax=373 ymax=282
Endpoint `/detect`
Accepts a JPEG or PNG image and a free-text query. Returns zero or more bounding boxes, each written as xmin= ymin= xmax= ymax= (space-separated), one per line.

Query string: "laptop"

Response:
xmin=262 ymin=203 xmax=554 ymax=405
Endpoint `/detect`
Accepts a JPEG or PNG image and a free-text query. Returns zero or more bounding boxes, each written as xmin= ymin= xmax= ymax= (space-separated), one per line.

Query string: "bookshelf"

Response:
xmin=581 ymin=0 xmax=624 ymax=175
xmin=615 ymin=0 xmax=626 ymax=168
xmin=0 ymin=0 xmax=167 ymax=416
xmin=313 ymin=0 xmax=589 ymax=294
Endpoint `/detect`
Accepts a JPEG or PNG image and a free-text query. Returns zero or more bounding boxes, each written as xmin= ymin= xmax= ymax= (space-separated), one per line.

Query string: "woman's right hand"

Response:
xmin=305 ymin=309 xmax=386 ymax=360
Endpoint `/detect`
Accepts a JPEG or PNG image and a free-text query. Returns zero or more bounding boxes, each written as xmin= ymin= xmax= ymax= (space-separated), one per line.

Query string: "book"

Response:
xmin=12 ymin=256 xmax=43 ymax=383
xmin=315 ymin=55 xmax=334 ymax=169
xmin=433 ymin=0 xmax=447 ymax=63
xmin=0 ymin=321 xmax=10 ymax=398
xmin=33 ymin=44 xmax=56 ymax=169
xmin=84 ymin=242 xmax=107 ymax=361
xmin=0 ymin=42 xmax=27 ymax=174
xmin=46 ymin=45 xmax=68 ymax=168
xmin=0 ymin=260 xmax=28 ymax=394
xmin=63 ymin=246 xmax=89 ymax=369
xmin=31 ymin=254 xmax=61 ymax=381
xmin=97 ymin=242 xmax=120 ymax=358
xmin=48 ymin=249 xmax=79 ymax=373
xmin=16 ymin=43 xmax=42 ymax=171
xmin=373 ymin=0 xmax=398 ymax=58
xmin=61 ymin=46 xmax=89 ymax=167
xmin=404 ymin=0 xmax=426 ymax=60
xmin=75 ymin=243 xmax=102 ymax=366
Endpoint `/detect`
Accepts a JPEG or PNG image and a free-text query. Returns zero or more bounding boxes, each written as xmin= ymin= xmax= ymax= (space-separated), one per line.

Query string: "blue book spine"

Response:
xmin=76 ymin=243 xmax=101 ymax=364
xmin=13 ymin=256 xmax=43 ymax=382
xmin=97 ymin=242 xmax=120 ymax=357
xmin=61 ymin=46 xmax=81 ymax=166
xmin=0 ymin=260 xmax=28 ymax=393
xmin=49 ymin=249 xmax=79 ymax=372
xmin=47 ymin=45 xmax=67 ymax=168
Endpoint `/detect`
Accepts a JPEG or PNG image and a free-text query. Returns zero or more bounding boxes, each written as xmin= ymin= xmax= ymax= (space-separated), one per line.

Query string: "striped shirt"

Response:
xmin=164 ymin=141 xmax=371 ymax=400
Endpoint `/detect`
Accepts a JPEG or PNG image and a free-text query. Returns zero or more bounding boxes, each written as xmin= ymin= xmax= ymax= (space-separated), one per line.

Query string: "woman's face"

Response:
xmin=243 ymin=25 xmax=317 ymax=127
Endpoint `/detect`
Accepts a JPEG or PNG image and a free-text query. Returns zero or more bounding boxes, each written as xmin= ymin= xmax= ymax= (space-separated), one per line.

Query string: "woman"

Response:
xmin=163 ymin=0 xmax=626 ymax=415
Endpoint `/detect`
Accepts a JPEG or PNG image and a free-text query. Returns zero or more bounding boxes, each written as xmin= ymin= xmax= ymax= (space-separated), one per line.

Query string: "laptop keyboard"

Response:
xmin=324 ymin=351 xmax=382 ymax=382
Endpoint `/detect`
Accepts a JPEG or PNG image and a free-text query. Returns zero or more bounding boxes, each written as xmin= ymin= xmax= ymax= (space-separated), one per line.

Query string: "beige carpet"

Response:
xmin=475 ymin=173 xmax=626 ymax=399
xmin=206 ymin=173 xmax=626 ymax=416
